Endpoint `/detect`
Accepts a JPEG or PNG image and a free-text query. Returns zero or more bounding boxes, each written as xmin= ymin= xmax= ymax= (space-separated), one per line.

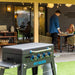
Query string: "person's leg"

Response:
xmin=51 ymin=33 xmax=54 ymax=44
xmin=53 ymin=33 xmax=58 ymax=47
xmin=28 ymin=33 xmax=31 ymax=41
xmin=51 ymin=33 xmax=58 ymax=50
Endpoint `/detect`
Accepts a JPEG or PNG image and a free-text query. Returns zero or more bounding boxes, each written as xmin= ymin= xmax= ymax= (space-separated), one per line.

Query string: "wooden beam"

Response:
xmin=34 ymin=2 xmax=39 ymax=43
xmin=0 ymin=0 xmax=75 ymax=4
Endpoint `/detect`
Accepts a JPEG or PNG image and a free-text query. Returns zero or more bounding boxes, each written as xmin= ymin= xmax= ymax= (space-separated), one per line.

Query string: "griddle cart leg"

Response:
xmin=18 ymin=64 xmax=26 ymax=75
xmin=32 ymin=67 xmax=38 ymax=75
xmin=51 ymin=59 xmax=56 ymax=75
xmin=0 ymin=69 xmax=5 ymax=75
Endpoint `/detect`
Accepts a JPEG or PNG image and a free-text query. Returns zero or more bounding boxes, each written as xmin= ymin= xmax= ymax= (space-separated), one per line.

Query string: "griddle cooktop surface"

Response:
xmin=3 ymin=43 xmax=53 ymax=51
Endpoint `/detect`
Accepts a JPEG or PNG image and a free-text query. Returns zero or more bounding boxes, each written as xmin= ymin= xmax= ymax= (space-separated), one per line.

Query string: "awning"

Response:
xmin=0 ymin=0 xmax=75 ymax=4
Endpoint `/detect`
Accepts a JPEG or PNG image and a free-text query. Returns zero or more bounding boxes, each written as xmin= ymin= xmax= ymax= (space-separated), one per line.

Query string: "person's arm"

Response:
xmin=55 ymin=17 xmax=61 ymax=34
xmin=72 ymin=27 xmax=75 ymax=32
xmin=58 ymin=28 xmax=61 ymax=34
xmin=66 ymin=29 xmax=69 ymax=33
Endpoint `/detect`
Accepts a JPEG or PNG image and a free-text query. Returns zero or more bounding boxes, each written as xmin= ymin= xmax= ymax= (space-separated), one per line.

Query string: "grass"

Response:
xmin=4 ymin=61 xmax=75 ymax=75
xmin=57 ymin=61 xmax=75 ymax=75
xmin=4 ymin=66 xmax=43 ymax=75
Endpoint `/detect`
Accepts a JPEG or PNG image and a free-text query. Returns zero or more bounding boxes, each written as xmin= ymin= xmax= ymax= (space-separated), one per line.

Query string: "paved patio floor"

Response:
xmin=54 ymin=45 xmax=75 ymax=62
xmin=54 ymin=52 xmax=75 ymax=62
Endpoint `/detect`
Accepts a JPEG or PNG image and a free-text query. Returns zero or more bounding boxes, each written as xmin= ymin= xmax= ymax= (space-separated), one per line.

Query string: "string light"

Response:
xmin=23 ymin=7 xmax=27 ymax=10
xmin=47 ymin=3 xmax=54 ymax=8
xmin=65 ymin=4 xmax=72 ymax=7
xmin=7 ymin=5 xmax=11 ymax=12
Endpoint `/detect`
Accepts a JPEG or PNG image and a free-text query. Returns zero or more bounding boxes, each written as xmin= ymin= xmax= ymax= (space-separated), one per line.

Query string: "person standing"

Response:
xmin=49 ymin=10 xmax=62 ymax=52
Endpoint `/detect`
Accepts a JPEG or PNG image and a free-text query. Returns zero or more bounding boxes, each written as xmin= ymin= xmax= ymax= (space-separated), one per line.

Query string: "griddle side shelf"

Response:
xmin=0 ymin=61 xmax=20 ymax=75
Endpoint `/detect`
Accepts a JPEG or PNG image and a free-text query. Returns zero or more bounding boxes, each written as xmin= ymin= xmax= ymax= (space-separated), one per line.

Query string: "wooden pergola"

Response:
xmin=0 ymin=0 xmax=75 ymax=4
xmin=0 ymin=0 xmax=75 ymax=43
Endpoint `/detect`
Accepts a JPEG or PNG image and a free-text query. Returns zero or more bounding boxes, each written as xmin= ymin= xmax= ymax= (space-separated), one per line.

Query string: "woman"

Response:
xmin=66 ymin=24 xmax=74 ymax=33
xmin=65 ymin=24 xmax=75 ymax=44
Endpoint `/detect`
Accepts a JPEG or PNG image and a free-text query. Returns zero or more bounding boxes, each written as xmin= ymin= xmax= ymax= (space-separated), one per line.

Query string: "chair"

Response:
xmin=67 ymin=35 xmax=75 ymax=52
xmin=39 ymin=35 xmax=52 ymax=43
xmin=17 ymin=29 xmax=23 ymax=43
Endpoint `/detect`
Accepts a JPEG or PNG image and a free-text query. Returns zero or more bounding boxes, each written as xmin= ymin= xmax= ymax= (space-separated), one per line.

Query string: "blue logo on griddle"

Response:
xmin=33 ymin=60 xmax=46 ymax=66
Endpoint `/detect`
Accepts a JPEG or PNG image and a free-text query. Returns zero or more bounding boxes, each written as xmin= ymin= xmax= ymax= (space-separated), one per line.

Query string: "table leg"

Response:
xmin=60 ymin=36 xmax=62 ymax=52
xmin=72 ymin=46 xmax=75 ymax=52
xmin=74 ymin=46 xmax=75 ymax=51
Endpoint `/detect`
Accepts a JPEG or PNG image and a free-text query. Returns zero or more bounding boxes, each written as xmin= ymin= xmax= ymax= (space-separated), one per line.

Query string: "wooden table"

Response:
xmin=58 ymin=34 xmax=74 ymax=52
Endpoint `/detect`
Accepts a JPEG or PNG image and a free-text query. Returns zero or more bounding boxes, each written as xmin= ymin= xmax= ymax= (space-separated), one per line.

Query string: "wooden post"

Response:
xmin=34 ymin=2 xmax=39 ymax=43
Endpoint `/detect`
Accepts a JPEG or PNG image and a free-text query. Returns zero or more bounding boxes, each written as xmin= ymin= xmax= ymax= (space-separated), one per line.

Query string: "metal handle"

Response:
xmin=30 ymin=48 xmax=51 ymax=53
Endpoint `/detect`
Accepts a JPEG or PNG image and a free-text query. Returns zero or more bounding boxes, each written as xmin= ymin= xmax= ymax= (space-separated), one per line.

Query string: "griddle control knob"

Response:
xmin=31 ymin=55 xmax=34 ymax=61
xmin=43 ymin=53 xmax=45 ymax=57
xmin=48 ymin=52 xmax=51 ymax=56
xmin=37 ymin=54 xmax=40 ymax=58
xmin=37 ymin=54 xmax=42 ymax=58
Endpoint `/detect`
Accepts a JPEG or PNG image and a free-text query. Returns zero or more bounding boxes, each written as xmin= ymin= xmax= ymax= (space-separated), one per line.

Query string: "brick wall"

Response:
xmin=47 ymin=4 xmax=75 ymax=32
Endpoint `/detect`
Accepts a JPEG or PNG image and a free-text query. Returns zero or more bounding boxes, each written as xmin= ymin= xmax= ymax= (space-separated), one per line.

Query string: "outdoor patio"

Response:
xmin=55 ymin=52 xmax=75 ymax=62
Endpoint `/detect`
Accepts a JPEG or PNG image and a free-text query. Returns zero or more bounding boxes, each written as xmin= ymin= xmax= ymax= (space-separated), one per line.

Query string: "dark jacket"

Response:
xmin=49 ymin=14 xmax=60 ymax=33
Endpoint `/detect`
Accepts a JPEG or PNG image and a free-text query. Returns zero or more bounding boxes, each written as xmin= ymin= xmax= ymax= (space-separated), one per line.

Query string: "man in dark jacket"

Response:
xmin=49 ymin=10 xmax=61 ymax=52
